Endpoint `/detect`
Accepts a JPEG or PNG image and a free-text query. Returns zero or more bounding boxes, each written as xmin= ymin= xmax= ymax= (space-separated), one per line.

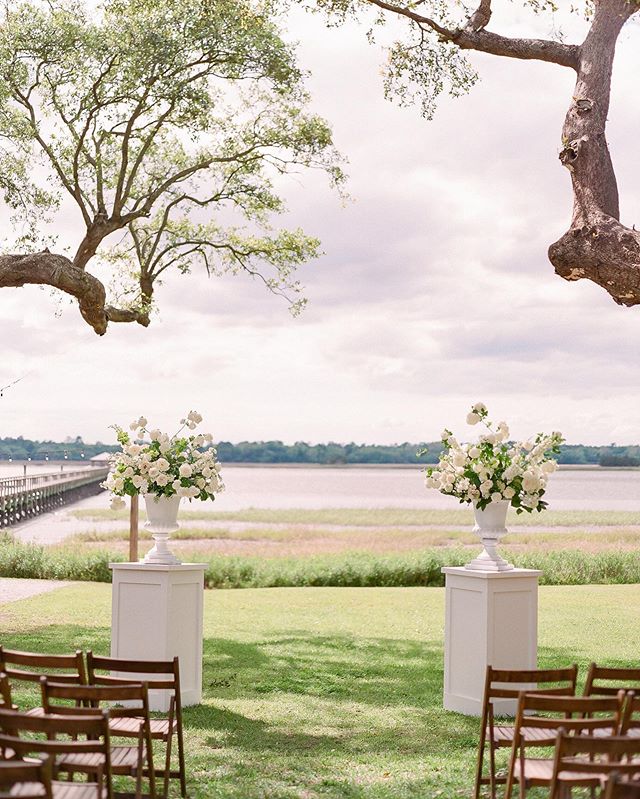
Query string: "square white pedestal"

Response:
xmin=110 ymin=563 xmax=206 ymax=711
xmin=442 ymin=566 xmax=542 ymax=716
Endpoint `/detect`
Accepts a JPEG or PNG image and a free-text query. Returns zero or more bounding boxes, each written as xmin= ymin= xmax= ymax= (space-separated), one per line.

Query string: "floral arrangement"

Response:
xmin=103 ymin=411 xmax=224 ymax=510
xmin=424 ymin=403 xmax=563 ymax=513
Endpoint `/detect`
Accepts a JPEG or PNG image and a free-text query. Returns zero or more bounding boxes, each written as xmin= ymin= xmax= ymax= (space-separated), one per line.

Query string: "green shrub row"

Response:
xmin=0 ymin=537 xmax=639 ymax=588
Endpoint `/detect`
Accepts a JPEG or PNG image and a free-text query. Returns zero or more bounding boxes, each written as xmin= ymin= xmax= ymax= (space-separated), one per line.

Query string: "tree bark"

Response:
xmin=0 ymin=251 xmax=149 ymax=334
xmin=549 ymin=0 xmax=640 ymax=305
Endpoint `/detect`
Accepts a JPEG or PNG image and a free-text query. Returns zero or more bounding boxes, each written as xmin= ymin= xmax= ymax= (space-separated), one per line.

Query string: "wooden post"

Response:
xmin=129 ymin=494 xmax=139 ymax=563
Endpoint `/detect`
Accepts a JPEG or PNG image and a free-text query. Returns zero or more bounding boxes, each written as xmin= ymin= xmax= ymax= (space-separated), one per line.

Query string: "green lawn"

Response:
xmin=1 ymin=583 xmax=639 ymax=797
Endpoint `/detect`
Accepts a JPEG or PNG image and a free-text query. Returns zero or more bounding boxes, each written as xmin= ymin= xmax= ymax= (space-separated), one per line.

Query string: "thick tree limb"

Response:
xmin=0 ymin=251 xmax=149 ymax=334
xmin=549 ymin=0 xmax=640 ymax=304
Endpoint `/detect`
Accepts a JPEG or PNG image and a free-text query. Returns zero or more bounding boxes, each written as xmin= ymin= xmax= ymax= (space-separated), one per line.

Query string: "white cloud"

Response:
xmin=1 ymin=2 xmax=639 ymax=446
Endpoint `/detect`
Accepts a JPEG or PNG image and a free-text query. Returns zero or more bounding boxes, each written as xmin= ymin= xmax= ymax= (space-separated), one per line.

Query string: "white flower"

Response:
xmin=172 ymin=480 xmax=182 ymax=491
xmin=137 ymin=416 xmax=147 ymax=428
xmin=179 ymin=463 xmax=193 ymax=478
xmin=132 ymin=475 xmax=145 ymax=489
xmin=123 ymin=466 xmax=134 ymax=478
xmin=452 ymin=451 xmax=467 ymax=467
xmin=114 ymin=477 xmax=125 ymax=492
xmin=490 ymin=491 xmax=502 ymax=503
xmin=522 ymin=471 xmax=541 ymax=493
xmin=472 ymin=402 xmax=487 ymax=414
xmin=155 ymin=458 xmax=170 ymax=471
xmin=466 ymin=412 xmax=481 ymax=425
xmin=187 ymin=411 xmax=203 ymax=424
xmin=541 ymin=460 xmax=557 ymax=474
xmin=503 ymin=486 xmax=515 ymax=499
xmin=110 ymin=496 xmax=126 ymax=510
xmin=149 ymin=429 xmax=161 ymax=441
xmin=468 ymin=446 xmax=480 ymax=459
xmin=159 ymin=441 xmax=171 ymax=454
xmin=149 ymin=467 xmax=160 ymax=479
xmin=155 ymin=473 xmax=170 ymax=487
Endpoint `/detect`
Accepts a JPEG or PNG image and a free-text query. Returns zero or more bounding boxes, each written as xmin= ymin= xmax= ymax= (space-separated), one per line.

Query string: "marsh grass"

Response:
xmin=1 ymin=583 xmax=639 ymax=798
xmin=69 ymin=507 xmax=640 ymax=528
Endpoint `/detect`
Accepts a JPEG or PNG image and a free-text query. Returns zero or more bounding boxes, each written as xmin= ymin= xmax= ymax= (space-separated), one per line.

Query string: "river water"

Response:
xmin=2 ymin=463 xmax=638 ymax=512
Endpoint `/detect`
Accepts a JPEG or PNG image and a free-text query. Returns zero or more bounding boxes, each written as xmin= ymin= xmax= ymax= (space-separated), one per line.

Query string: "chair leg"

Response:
xmin=488 ymin=740 xmax=497 ymax=799
xmin=163 ymin=732 xmax=173 ymax=799
xmin=177 ymin=723 xmax=187 ymax=797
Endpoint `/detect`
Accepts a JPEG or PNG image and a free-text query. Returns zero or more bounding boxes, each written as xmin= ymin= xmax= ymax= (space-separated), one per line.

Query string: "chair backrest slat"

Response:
xmin=584 ymin=663 xmax=640 ymax=697
xmin=0 ymin=646 xmax=86 ymax=686
xmin=87 ymin=651 xmax=180 ymax=694
xmin=41 ymin=678 xmax=150 ymax=720
xmin=485 ymin=664 xmax=578 ymax=701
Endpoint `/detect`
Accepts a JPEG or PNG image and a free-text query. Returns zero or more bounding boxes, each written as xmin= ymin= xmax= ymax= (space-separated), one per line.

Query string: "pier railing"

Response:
xmin=0 ymin=468 xmax=109 ymax=528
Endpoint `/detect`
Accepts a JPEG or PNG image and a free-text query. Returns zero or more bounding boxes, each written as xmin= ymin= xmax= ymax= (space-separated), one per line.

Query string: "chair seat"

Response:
xmin=9 ymin=784 xmax=46 ymax=797
xmin=109 ymin=716 xmax=175 ymax=739
xmin=52 ymin=782 xmax=107 ymax=799
xmin=61 ymin=745 xmax=142 ymax=774
xmin=490 ymin=725 xmax=558 ymax=746
xmin=513 ymin=757 xmax=603 ymax=787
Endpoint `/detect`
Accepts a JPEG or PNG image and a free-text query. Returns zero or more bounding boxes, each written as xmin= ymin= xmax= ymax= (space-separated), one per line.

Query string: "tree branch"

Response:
xmin=364 ymin=0 xmax=580 ymax=69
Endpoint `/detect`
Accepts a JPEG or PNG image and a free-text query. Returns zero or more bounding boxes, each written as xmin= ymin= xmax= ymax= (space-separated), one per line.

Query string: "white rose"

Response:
xmin=114 ymin=477 xmax=125 ymax=492
xmin=467 ymin=412 xmax=480 ymax=425
xmin=149 ymin=467 xmax=160 ymax=479
xmin=172 ymin=480 xmax=182 ymax=491
xmin=472 ymin=402 xmax=487 ymax=414
xmin=137 ymin=416 xmax=147 ymax=428
xmin=491 ymin=491 xmax=502 ymax=503
xmin=197 ymin=478 xmax=205 ymax=489
xmin=131 ymin=475 xmax=145 ymax=489
xmin=159 ymin=441 xmax=171 ymax=454
xmin=214 ymin=463 xmax=222 ymax=473
xmin=541 ymin=460 xmax=557 ymax=474
xmin=155 ymin=458 xmax=170 ymax=471
xmin=123 ymin=466 xmax=134 ymax=478
xmin=156 ymin=473 xmax=170 ymax=487
xmin=468 ymin=446 xmax=480 ymax=459
xmin=503 ymin=487 xmax=515 ymax=499
xmin=522 ymin=471 xmax=541 ymax=493
xmin=179 ymin=463 xmax=192 ymax=478
xmin=452 ymin=451 xmax=467 ymax=467
xmin=149 ymin=429 xmax=161 ymax=441
xmin=177 ymin=487 xmax=190 ymax=497
xmin=110 ymin=496 xmax=126 ymax=510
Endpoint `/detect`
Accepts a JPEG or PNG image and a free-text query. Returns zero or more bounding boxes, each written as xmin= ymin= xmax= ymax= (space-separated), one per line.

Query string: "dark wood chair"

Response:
xmin=504 ymin=691 xmax=626 ymax=799
xmin=474 ymin=664 xmax=579 ymax=799
xmin=0 ymin=707 xmax=112 ymax=799
xmin=40 ymin=679 xmax=155 ymax=799
xmin=584 ymin=665 xmax=640 ymax=698
xmin=602 ymin=773 xmax=640 ymax=799
xmin=549 ymin=731 xmax=640 ymax=799
xmin=0 ymin=757 xmax=53 ymax=799
xmin=620 ymin=691 xmax=640 ymax=738
xmin=0 ymin=675 xmax=12 ymax=709
xmin=0 ymin=648 xmax=86 ymax=714
xmin=87 ymin=654 xmax=185 ymax=799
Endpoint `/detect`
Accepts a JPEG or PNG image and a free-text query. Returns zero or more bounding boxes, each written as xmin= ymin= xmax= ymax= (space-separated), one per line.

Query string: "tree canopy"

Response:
xmin=313 ymin=0 xmax=640 ymax=306
xmin=0 ymin=0 xmax=343 ymax=333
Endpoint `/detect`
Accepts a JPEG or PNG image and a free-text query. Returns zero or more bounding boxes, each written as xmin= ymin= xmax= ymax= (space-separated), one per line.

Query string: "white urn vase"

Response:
xmin=143 ymin=494 xmax=182 ymax=566
xmin=465 ymin=500 xmax=514 ymax=572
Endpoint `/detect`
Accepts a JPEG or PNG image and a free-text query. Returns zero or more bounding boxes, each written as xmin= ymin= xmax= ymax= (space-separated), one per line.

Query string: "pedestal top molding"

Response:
xmin=109 ymin=562 xmax=207 ymax=571
xmin=441 ymin=566 xmax=543 ymax=579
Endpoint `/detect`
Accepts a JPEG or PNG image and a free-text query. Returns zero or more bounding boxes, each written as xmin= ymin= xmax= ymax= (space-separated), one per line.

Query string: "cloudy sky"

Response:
xmin=1 ymin=2 xmax=639 ymax=446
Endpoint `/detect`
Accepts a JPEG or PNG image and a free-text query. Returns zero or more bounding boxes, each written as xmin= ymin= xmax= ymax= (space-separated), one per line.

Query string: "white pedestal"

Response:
xmin=442 ymin=566 xmax=542 ymax=716
xmin=110 ymin=563 xmax=206 ymax=711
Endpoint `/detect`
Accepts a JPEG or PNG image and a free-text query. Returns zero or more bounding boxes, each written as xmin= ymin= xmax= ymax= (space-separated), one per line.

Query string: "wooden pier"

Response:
xmin=0 ymin=467 xmax=109 ymax=528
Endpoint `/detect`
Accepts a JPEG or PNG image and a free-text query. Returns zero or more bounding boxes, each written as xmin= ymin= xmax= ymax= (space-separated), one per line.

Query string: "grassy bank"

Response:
xmin=70 ymin=506 xmax=640 ymax=527
xmin=1 ymin=582 xmax=639 ymax=798
xmin=1 ymin=536 xmax=639 ymax=589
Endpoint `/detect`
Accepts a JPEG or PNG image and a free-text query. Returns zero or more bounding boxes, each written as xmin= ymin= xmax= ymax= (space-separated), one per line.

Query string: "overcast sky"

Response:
xmin=1 ymin=2 xmax=639 ymax=446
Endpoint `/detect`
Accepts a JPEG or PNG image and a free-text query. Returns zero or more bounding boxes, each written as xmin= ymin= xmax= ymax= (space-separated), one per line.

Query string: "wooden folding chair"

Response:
xmin=602 ymin=773 xmax=640 ymax=799
xmin=0 ymin=757 xmax=53 ymax=799
xmin=474 ymin=664 xmax=578 ymax=799
xmin=620 ymin=691 xmax=640 ymax=738
xmin=584 ymin=665 xmax=640 ymax=698
xmin=504 ymin=691 xmax=626 ymax=799
xmin=0 ymin=675 xmax=12 ymax=709
xmin=549 ymin=731 xmax=640 ymax=799
xmin=0 ymin=707 xmax=113 ymax=799
xmin=87 ymin=654 xmax=185 ymax=799
xmin=0 ymin=647 xmax=86 ymax=713
xmin=40 ymin=679 xmax=156 ymax=799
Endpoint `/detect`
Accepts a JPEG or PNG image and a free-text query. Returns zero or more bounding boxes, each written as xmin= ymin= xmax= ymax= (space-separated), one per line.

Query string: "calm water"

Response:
xmin=210 ymin=465 xmax=640 ymax=512
xmin=2 ymin=463 xmax=638 ymax=512
xmin=0 ymin=462 xmax=94 ymax=478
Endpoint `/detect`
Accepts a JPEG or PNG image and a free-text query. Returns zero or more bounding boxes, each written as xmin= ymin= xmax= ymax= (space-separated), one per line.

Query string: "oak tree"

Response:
xmin=314 ymin=0 xmax=640 ymax=306
xmin=0 ymin=0 xmax=342 ymax=334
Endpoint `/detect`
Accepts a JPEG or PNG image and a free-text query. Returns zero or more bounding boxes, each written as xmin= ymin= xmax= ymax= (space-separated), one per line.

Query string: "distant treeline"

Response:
xmin=0 ymin=437 xmax=639 ymax=467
